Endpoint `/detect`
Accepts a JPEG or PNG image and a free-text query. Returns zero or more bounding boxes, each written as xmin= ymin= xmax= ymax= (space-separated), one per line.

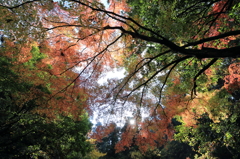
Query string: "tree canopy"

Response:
xmin=0 ymin=0 xmax=240 ymax=158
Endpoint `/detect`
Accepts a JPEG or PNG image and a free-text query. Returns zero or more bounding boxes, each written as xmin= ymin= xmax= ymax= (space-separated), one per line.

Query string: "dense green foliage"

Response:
xmin=125 ymin=0 xmax=240 ymax=158
xmin=175 ymin=89 xmax=240 ymax=158
xmin=0 ymin=53 xmax=92 ymax=158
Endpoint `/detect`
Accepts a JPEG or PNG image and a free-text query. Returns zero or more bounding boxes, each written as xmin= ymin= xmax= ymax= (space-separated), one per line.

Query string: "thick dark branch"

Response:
xmin=104 ymin=26 xmax=240 ymax=58
xmin=184 ymin=45 xmax=240 ymax=58
xmin=103 ymin=26 xmax=180 ymax=51
xmin=45 ymin=1 xmax=240 ymax=60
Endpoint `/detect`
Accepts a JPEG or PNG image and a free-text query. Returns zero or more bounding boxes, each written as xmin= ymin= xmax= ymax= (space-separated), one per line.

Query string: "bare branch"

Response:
xmin=0 ymin=0 xmax=41 ymax=9
xmin=191 ymin=58 xmax=218 ymax=97
xmin=50 ymin=33 xmax=124 ymax=99
xmin=184 ymin=30 xmax=240 ymax=48
xmin=122 ymin=56 xmax=191 ymax=100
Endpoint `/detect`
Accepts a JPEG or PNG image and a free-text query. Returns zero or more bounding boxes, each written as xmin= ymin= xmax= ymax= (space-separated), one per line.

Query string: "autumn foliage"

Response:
xmin=1 ymin=0 xmax=240 ymax=157
xmin=2 ymin=1 xmax=131 ymax=119
xmin=198 ymin=0 xmax=238 ymax=49
xmin=224 ymin=63 xmax=240 ymax=94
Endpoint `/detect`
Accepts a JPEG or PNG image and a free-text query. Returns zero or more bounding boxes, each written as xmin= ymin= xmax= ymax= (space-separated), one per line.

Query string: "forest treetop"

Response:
xmin=0 ymin=0 xmax=240 ymax=156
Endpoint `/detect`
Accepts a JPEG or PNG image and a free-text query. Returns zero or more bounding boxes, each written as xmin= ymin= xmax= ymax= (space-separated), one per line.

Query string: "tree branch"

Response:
xmin=184 ymin=30 xmax=240 ymax=48
xmin=0 ymin=0 xmax=41 ymax=9
xmin=122 ymin=56 xmax=191 ymax=100
xmin=191 ymin=58 xmax=218 ymax=96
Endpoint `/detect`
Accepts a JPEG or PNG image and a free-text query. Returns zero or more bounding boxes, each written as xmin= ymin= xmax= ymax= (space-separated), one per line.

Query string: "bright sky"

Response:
xmin=101 ymin=0 xmax=110 ymax=8
xmin=98 ymin=68 xmax=125 ymax=85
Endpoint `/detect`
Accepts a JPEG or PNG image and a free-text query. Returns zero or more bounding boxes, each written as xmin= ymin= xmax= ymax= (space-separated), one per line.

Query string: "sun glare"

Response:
xmin=129 ymin=119 xmax=135 ymax=125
